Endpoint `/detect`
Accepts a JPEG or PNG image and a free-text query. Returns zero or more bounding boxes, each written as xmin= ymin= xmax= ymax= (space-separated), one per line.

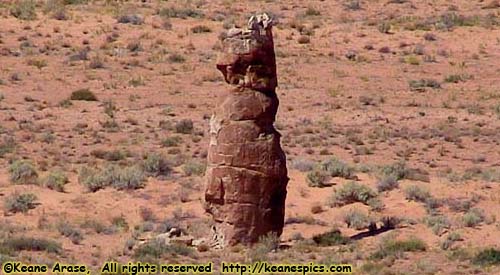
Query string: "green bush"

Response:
xmin=409 ymin=79 xmax=441 ymax=91
xmin=182 ymin=160 xmax=206 ymax=176
xmin=0 ymin=237 xmax=61 ymax=254
xmin=191 ymin=25 xmax=211 ymax=33
xmin=371 ymin=236 xmax=426 ymax=259
xmin=306 ymin=169 xmax=330 ymax=187
xmin=142 ymin=153 xmax=172 ymax=177
xmin=44 ymin=170 xmax=68 ymax=192
xmin=175 ymin=119 xmax=194 ymax=134
xmin=161 ymin=136 xmax=182 ymax=147
xmin=9 ymin=160 xmax=38 ymax=185
xmin=158 ymin=7 xmax=203 ymax=19
xmin=424 ymin=215 xmax=450 ymax=235
xmin=0 ymin=137 xmax=16 ymax=158
xmin=376 ymin=176 xmax=399 ymax=192
xmin=10 ymin=0 xmax=37 ymax=20
xmin=4 ymin=192 xmax=38 ymax=214
xmin=134 ymin=240 xmax=193 ymax=260
xmin=321 ymin=158 xmax=356 ymax=179
xmin=404 ymin=185 xmax=431 ymax=203
xmin=462 ymin=208 xmax=485 ymax=227
xmin=78 ymin=165 xmax=146 ymax=192
xmin=57 ymin=222 xmax=84 ymax=244
xmin=90 ymin=149 xmax=126 ymax=161
xmin=329 ymin=182 xmax=379 ymax=207
xmin=343 ymin=209 xmax=372 ymax=230
xmin=473 ymin=248 xmax=500 ymax=266
xmin=312 ymin=229 xmax=351 ymax=246
xmin=168 ymin=53 xmax=186 ymax=63
xmin=70 ymin=88 xmax=97 ymax=101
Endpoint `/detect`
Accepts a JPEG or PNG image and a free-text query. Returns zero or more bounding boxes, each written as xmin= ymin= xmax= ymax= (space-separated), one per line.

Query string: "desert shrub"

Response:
xmin=168 ymin=53 xmax=185 ymax=63
xmin=305 ymin=6 xmax=321 ymax=16
xmin=161 ymin=136 xmax=182 ymax=147
xmin=142 ymin=153 xmax=172 ymax=178
xmin=78 ymin=165 xmax=146 ymax=192
xmin=473 ymin=248 xmax=500 ymax=266
xmin=182 ymin=160 xmax=206 ymax=176
xmin=158 ymin=7 xmax=203 ymax=19
xmin=44 ymin=170 xmax=68 ymax=192
xmin=371 ymin=236 xmax=426 ymax=259
xmin=90 ymin=149 xmax=126 ymax=161
xmin=0 ymin=137 xmax=16 ymax=157
xmin=111 ymin=215 xmax=129 ymax=232
xmin=89 ymin=55 xmax=105 ymax=69
xmin=290 ymin=158 xmax=315 ymax=172
xmin=247 ymin=232 xmax=280 ymax=262
xmin=10 ymin=0 xmax=37 ymax=20
xmin=344 ymin=0 xmax=361 ymax=10
xmin=9 ymin=160 xmax=38 ymax=185
xmin=306 ymin=169 xmax=330 ymax=187
xmin=57 ymin=222 xmax=84 ymax=244
xmin=444 ymin=74 xmax=468 ymax=83
xmin=404 ymin=185 xmax=431 ymax=203
xmin=70 ymin=88 xmax=97 ymax=101
xmin=312 ymin=229 xmax=350 ymax=246
xmin=440 ymin=231 xmax=462 ymax=250
xmin=175 ymin=119 xmax=194 ymax=134
xmin=343 ymin=209 xmax=372 ymax=230
xmin=379 ymin=161 xmax=409 ymax=180
xmin=409 ymin=79 xmax=441 ymax=91
xmin=321 ymin=158 xmax=356 ymax=179
xmin=109 ymin=166 xmax=145 ymax=190
xmin=376 ymin=176 xmax=399 ymax=192
xmin=191 ymin=25 xmax=211 ymax=33
xmin=423 ymin=215 xmax=450 ymax=235
xmin=0 ymin=237 xmax=61 ymax=254
xmin=134 ymin=239 xmax=193 ymax=260
xmin=117 ymin=14 xmax=144 ymax=25
xmin=462 ymin=208 xmax=485 ymax=227
xmin=4 ymin=192 xmax=38 ymax=214
xmin=329 ymin=182 xmax=379 ymax=207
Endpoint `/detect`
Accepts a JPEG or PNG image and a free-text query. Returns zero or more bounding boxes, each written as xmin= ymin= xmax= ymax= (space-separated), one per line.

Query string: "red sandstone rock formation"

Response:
xmin=204 ymin=14 xmax=288 ymax=246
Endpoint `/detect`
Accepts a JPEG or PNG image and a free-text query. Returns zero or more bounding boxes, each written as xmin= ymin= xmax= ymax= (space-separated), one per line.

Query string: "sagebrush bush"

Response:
xmin=78 ymin=165 xmax=146 ymax=192
xmin=371 ymin=236 xmax=426 ymax=259
xmin=10 ymin=0 xmax=37 ymax=20
xmin=473 ymin=248 xmax=500 ymax=266
xmin=70 ymin=88 xmax=97 ymax=101
xmin=0 ymin=237 xmax=61 ymax=254
xmin=343 ymin=209 xmax=372 ymax=230
xmin=329 ymin=182 xmax=379 ymax=207
xmin=321 ymin=158 xmax=356 ymax=179
xmin=376 ymin=176 xmax=399 ymax=192
xmin=142 ymin=153 xmax=172 ymax=177
xmin=424 ymin=215 xmax=450 ymax=235
xmin=57 ymin=221 xmax=84 ymax=244
xmin=462 ymin=208 xmax=485 ymax=227
xmin=306 ymin=169 xmax=330 ymax=187
xmin=312 ymin=229 xmax=350 ymax=246
xmin=0 ymin=137 xmax=16 ymax=157
xmin=404 ymin=185 xmax=431 ymax=203
xmin=9 ymin=160 xmax=38 ymax=185
xmin=4 ymin=192 xmax=38 ymax=214
xmin=175 ymin=119 xmax=194 ymax=134
xmin=182 ymin=160 xmax=206 ymax=176
xmin=44 ymin=170 xmax=68 ymax=192
xmin=161 ymin=136 xmax=182 ymax=147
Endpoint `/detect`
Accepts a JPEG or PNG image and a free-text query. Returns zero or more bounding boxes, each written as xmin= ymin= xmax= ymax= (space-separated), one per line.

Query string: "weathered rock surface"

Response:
xmin=204 ymin=14 xmax=288 ymax=246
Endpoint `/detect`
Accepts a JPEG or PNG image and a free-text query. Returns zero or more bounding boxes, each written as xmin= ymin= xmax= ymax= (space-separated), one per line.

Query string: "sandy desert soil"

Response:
xmin=0 ymin=0 xmax=499 ymax=274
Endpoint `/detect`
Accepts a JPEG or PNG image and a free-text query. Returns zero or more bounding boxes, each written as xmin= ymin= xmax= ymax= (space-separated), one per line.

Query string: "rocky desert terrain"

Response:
xmin=0 ymin=0 xmax=499 ymax=274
